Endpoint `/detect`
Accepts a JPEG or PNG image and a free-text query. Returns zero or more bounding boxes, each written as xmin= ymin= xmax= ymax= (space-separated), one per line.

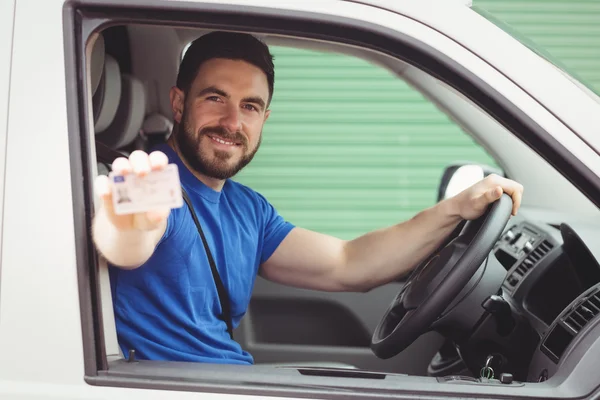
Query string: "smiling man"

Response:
xmin=92 ymin=31 xmax=524 ymax=365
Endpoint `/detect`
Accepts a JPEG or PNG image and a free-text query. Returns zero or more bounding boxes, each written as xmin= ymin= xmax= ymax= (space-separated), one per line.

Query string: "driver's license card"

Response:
xmin=109 ymin=164 xmax=184 ymax=215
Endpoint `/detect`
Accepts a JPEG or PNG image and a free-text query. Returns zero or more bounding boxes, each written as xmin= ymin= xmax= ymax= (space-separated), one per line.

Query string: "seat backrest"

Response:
xmin=89 ymin=37 xmax=128 ymax=360
xmin=93 ymin=73 xmax=151 ymax=360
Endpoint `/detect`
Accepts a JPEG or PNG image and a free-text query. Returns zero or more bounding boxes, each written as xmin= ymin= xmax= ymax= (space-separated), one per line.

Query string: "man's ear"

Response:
xmin=169 ymin=86 xmax=185 ymax=124
xmin=264 ymin=109 xmax=271 ymax=123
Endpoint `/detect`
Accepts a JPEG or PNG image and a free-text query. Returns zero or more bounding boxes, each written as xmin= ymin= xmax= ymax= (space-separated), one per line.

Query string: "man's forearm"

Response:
xmin=340 ymin=198 xmax=462 ymax=292
xmin=92 ymin=206 xmax=166 ymax=269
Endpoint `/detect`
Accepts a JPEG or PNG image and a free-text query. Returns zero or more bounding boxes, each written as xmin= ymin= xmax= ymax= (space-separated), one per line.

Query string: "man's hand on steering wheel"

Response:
xmin=451 ymin=174 xmax=524 ymax=220
xmin=371 ymin=174 xmax=521 ymax=359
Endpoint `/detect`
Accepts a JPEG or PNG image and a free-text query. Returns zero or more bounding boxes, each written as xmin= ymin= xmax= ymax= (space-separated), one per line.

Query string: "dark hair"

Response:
xmin=176 ymin=31 xmax=275 ymax=104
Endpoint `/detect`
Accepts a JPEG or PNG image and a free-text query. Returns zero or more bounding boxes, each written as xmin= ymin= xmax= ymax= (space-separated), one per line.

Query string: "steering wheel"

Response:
xmin=371 ymin=194 xmax=513 ymax=359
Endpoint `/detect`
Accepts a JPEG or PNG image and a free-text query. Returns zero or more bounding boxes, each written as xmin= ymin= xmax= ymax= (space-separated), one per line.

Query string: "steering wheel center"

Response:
xmin=403 ymin=244 xmax=465 ymax=310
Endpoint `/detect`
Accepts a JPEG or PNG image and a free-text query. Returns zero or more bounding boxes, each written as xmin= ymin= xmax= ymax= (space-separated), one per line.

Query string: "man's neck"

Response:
xmin=167 ymin=137 xmax=226 ymax=192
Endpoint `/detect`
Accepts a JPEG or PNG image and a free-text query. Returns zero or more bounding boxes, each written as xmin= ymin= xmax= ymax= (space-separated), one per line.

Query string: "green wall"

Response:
xmin=476 ymin=0 xmax=600 ymax=94
xmin=235 ymin=47 xmax=495 ymax=240
xmin=235 ymin=2 xmax=599 ymax=240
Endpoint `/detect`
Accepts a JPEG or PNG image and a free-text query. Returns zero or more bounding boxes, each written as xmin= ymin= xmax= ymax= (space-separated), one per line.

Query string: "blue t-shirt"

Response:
xmin=109 ymin=143 xmax=295 ymax=364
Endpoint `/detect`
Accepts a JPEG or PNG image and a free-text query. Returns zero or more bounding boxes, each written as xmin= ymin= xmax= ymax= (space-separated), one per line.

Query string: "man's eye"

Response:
xmin=206 ymin=96 xmax=222 ymax=102
xmin=243 ymin=104 xmax=258 ymax=112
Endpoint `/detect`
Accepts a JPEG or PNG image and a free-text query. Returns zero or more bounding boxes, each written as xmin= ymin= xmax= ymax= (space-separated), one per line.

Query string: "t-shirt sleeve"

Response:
xmin=156 ymin=209 xmax=179 ymax=247
xmin=257 ymin=194 xmax=295 ymax=264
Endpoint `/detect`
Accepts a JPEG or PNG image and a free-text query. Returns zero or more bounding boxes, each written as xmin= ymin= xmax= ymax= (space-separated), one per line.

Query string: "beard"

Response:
xmin=176 ymin=108 xmax=261 ymax=180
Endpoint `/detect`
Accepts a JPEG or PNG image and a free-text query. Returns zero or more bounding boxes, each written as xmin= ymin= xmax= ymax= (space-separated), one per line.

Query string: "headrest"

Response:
xmin=97 ymin=161 xmax=111 ymax=177
xmin=90 ymin=34 xmax=105 ymax=96
xmin=94 ymin=55 xmax=122 ymax=133
xmin=97 ymin=74 xmax=146 ymax=149
xmin=142 ymin=113 xmax=173 ymax=137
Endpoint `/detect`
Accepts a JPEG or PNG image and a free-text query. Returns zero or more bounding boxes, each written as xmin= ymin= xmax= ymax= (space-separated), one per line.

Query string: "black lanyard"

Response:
xmin=181 ymin=187 xmax=234 ymax=339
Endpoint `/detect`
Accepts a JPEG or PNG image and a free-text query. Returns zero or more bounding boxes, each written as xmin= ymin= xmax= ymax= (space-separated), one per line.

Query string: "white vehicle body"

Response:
xmin=1 ymin=0 xmax=599 ymax=399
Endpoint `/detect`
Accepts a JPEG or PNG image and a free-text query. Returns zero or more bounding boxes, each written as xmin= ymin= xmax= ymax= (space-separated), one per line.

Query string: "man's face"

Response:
xmin=171 ymin=58 xmax=271 ymax=180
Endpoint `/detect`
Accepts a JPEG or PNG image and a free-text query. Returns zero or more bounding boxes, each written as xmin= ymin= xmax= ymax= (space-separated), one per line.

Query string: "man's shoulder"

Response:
xmin=223 ymin=180 xmax=273 ymax=213
xmin=224 ymin=179 xmax=264 ymax=200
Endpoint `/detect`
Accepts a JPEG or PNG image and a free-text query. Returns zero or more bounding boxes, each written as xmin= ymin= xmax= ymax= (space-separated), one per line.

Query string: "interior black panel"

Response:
xmin=249 ymin=298 xmax=371 ymax=347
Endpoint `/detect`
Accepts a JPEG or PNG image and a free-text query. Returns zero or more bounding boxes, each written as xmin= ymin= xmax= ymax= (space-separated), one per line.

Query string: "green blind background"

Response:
xmin=476 ymin=0 xmax=600 ymax=94
xmin=234 ymin=1 xmax=599 ymax=240
xmin=234 ymin=48 xmax=495 ymax=240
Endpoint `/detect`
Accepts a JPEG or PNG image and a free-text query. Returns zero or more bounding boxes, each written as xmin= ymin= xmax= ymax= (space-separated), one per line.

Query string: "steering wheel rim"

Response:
xmin=371 ymin=194 xmax=513 ymax=359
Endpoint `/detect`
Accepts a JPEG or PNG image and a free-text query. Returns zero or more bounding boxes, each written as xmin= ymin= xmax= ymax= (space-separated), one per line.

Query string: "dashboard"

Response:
xmin=496 ymin=221 xmax=600 ymax=328
xmin=457 ymin=217 xmax=600 ymax=383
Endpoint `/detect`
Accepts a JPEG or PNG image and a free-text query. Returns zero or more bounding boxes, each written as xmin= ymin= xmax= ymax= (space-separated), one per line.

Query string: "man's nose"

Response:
xmin=219 ymin=105 xmax=242 ymax=133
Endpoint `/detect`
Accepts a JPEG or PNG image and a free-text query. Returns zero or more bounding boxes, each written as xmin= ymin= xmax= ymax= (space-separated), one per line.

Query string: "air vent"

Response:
xmin=542 ymin=289 xmax=600 ymax=363
xmin=542 ymin=324 xmax=573 ymax=362
xmin=564 ymin=292 xmax=600 ymax=333
xmin=506 ymin=240 xmax=554 ymax=287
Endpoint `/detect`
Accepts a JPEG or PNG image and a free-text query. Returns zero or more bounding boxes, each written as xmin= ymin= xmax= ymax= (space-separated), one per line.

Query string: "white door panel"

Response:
xmin=0 ymin=0 xmax=14 ymax=292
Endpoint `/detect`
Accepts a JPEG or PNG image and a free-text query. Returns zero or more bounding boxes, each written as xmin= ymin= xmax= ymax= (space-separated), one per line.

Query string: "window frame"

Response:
xmin=63 ymin=0 xmax=600 ymax=398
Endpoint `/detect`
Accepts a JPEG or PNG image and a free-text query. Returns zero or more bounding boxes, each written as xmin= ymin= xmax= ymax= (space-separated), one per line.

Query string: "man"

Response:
xmin=93 ymin=32 xmax=523 ymax=365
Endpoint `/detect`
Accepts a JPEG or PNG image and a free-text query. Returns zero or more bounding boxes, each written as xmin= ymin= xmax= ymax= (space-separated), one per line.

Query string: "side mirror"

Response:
xmin=438 ymin=163 xmax=504 ymax=202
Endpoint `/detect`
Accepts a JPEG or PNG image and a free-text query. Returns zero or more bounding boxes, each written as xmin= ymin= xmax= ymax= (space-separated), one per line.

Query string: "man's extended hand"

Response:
xmin=451 ymin=174 xmax=524 ymax=220
xmin=95 ymin=150 xmax=171 ymax=232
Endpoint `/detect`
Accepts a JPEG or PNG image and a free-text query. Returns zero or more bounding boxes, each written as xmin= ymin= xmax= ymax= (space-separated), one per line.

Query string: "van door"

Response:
xmin=0 ymin=0 xmax=15 ymax=289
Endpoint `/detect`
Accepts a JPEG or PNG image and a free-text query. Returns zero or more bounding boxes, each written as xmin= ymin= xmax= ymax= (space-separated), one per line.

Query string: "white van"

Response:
xmin=1 ymin=0 xmax=600 ymax=399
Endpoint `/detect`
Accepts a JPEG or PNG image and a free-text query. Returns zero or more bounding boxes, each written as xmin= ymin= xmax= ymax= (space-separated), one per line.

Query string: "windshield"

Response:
xmin=472 ymin=5 xmax=600 ymax=103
